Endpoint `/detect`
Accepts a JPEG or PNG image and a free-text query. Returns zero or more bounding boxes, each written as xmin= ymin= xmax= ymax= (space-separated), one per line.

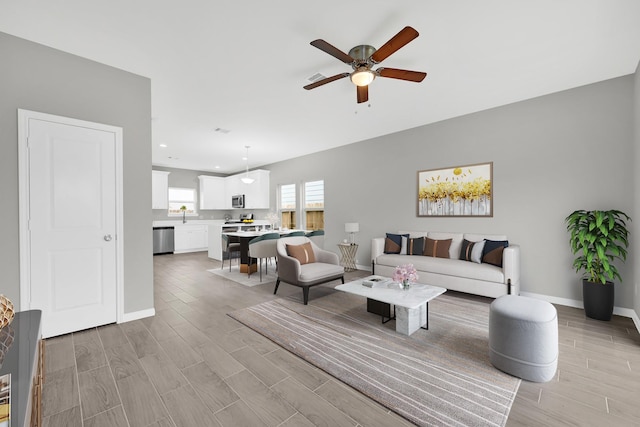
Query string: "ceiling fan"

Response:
xmin=303 ymin=26 xmax=427 ymax=103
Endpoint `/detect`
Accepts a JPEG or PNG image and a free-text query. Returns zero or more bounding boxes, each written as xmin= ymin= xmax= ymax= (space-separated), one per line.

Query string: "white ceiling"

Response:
xmin=2 ymin=1 xmax=639 ymax=174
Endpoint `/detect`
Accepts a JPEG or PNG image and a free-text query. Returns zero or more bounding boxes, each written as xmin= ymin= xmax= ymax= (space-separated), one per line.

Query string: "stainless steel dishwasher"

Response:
xmin=153 ymin=226 xmax=175 ymax=255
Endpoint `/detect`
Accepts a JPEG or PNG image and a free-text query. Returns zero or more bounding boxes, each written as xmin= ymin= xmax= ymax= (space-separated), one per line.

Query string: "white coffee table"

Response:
xmin=335 ymin=276 xmax=446 ymax=336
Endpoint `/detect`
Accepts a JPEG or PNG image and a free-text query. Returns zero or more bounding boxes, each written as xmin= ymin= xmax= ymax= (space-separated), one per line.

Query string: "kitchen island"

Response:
xmin=220 ymin=229 xmax=307 ymax=274
xmin=207 ymin=221 xmax=270 ymax=261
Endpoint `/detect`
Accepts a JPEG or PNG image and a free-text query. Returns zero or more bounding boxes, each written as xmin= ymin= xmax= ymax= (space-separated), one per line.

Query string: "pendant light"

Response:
xmin=241 ymin=145 xmax=255 ymax=184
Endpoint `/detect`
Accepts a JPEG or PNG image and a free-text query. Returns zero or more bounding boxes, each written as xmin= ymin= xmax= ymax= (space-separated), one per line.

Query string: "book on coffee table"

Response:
xmin=361 ymin=276 xmax=392 ymax=288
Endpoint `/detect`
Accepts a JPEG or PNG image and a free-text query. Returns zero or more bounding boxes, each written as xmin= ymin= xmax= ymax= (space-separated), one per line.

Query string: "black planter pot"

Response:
xmin=582 ymin=279 xmax=614 ymax=321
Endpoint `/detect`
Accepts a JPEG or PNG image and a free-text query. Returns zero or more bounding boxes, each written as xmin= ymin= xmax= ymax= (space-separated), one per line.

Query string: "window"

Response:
xmin=303 ymin=180 xmax=324 ymax=231
xmin=168 ymin=187 xmax=198 ymax=216
xmin=279 ymin=184 xmax=296 ymax=229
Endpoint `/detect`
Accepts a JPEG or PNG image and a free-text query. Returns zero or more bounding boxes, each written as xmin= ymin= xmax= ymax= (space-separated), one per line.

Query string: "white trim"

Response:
xmin=121 ymin=308 xmax=156 ymax=323
xmin=17 ymin=109 xmax=125 ymax=326
xmin=114 ymin=124 xmax=125 ymax=324
xmin=521 ymin=291 xmax=640 ymax=333
xmin=17 ymin=110 xmax=31 ymax=311
xmin=519 ymin=292 xmax=584 ymax=309
xmin=356 ymin=263 xmax=373 ymax=272
xmin=628 ymin=310 xmax=640 ymax=332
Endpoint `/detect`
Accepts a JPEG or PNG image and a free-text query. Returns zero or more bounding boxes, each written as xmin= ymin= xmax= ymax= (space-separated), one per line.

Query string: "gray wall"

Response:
xmin=0 ymin=32 xmax=154 ymax=314
xmin=267 ymin=75 xmax=636 ymax=310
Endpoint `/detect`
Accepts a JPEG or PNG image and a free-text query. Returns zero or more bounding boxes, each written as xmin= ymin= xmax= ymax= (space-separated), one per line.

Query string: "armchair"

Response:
xmin=274 ymin=236 xmax=345 ymax=305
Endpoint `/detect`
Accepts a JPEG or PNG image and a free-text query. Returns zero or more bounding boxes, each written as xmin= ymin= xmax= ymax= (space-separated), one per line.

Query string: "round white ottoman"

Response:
xmin=489 ymin=295 xmax=558 ymax=382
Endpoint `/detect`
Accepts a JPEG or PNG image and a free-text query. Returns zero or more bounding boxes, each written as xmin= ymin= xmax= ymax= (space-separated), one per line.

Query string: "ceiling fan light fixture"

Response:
xmin=241 ymin=145 xmax=255 ymax=184
xmin=350 ymin=69 xmax=375 ymax=87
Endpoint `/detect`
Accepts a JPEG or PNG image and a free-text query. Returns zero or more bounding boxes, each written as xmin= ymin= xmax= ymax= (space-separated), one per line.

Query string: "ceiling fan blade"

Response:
xmin=370 ymin=26 xmax=419 ymax=63
xmin=357 ymin=85 xmax=368 ymax=103
xmin=303 ymin=73 xmax=350 ymax=90
xmin=377 ymin=67 xmax=427 ymax=82
xmin=310 ymin=39 xmax=354 ymax=64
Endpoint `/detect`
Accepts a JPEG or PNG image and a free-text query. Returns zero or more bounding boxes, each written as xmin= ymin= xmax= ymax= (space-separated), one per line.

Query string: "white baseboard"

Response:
xmin=629 ymin=310 xmax=640 ymax=332
xmin=121 ymin=307 xmax=156 ymax=323
xmin=521 ymin=291 xmax=640 ymax=333
xmin=356 ymin=263 xmax=373 ymax=272
xmin=173 ymin=248 xmax=207 ymax=254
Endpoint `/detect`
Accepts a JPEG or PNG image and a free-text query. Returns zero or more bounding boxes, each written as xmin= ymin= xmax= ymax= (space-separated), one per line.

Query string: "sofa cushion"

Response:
xmin=460 ymin=239 xmax=486 ymax=264
xmin=427 ymin=232 xmax=463 ymax=259
xmin=407 ymin=237 xmax=425 ymax=255
xmin=482 ymin=240 xmax=509 ymax=267
xmin=384 ymin=233 xmax=409 ymax=254
xmin=376 ymin=254 xmax=504 ymax=283
xmin=464 ymin=233 xmax=507 ymax=243
xmin=286 ymin=242 xmax=316 ymax=265
xmin=423 ymin=238 xmax=451 ymax=258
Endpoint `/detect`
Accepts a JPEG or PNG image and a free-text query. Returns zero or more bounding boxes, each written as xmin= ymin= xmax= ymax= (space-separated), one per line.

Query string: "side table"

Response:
xmin=337 ymin=243 xmax=358 ymax=272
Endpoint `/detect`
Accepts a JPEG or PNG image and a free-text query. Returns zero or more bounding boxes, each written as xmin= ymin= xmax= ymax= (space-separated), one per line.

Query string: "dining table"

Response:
xmin=223 ymin=229 xmax=308 ymax=274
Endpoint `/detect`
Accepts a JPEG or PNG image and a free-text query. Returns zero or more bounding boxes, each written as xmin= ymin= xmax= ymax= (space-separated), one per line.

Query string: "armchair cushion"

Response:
xmin=286 ymin=242 xmax=316 ymax=265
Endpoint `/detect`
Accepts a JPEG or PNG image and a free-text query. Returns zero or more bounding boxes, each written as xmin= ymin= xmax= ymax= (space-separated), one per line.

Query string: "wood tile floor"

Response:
xmin=41 ymin=252 xmax=640 ymax=426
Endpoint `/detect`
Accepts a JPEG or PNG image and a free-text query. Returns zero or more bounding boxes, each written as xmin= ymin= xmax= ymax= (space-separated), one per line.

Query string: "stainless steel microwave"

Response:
xmin=232 ymin=194 xmax=244 ymax=208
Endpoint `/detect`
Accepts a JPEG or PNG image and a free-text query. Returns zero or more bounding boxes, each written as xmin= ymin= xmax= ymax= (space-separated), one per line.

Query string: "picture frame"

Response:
xmin=417 ymin=162 xmax=493 ymax=217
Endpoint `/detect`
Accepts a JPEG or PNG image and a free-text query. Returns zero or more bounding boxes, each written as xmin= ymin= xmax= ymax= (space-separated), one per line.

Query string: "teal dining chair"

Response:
xmin=305 ymin=230 xmax=325 ymax=249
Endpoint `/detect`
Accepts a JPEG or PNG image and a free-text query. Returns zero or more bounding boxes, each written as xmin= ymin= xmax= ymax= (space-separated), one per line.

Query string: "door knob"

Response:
xmin=104 ymin=234 xmax=113 ymax=242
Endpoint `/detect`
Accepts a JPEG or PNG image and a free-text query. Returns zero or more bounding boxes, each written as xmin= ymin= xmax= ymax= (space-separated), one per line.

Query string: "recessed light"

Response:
xmin=159 ymin=144 xmax=167 ymax=148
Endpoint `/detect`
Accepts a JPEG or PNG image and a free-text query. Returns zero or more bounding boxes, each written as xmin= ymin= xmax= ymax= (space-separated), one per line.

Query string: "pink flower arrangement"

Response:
xmin=393 ymin=264 xmax=419 ymax=284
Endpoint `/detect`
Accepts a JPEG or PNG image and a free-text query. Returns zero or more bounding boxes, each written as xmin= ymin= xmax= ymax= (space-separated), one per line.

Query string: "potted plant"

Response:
xmin=565 ymin=209 xmax=631 ymax=321
xmin=180 ymin=205 xmax=187 ymax=223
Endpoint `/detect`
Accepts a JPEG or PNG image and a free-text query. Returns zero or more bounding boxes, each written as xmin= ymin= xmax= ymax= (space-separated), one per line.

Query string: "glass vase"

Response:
xmin=402 ymin=279 xmax=410 ymax=290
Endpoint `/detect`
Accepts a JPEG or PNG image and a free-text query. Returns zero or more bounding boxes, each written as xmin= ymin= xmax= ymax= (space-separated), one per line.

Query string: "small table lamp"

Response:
xmin=345 ymin=222 xmax=359 ymax=245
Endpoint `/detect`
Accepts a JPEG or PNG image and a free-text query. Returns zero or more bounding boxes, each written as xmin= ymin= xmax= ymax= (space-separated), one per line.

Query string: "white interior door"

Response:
xmin=19 ymin=110 xmax=123 ymax=338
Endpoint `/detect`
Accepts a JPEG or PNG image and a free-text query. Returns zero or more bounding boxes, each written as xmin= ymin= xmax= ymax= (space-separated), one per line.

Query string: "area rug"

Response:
xmin=229 ymin=293 xmax=520 ymax=427
xmin=207 ymin=266 xmax=276 ymax=287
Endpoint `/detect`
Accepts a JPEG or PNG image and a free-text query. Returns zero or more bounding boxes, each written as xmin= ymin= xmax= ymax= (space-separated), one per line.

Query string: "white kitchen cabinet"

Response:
xmin=174 ymin=224 xmax=208 ymax=253
xmin=152 ymin=170 xmax=170 ymax=209
xmin=198 ymin=175 xmax=226 ymax=209
xmin=197 ymin=169 xmax=270 ymax=211
xmin=224 ymin=174 xmax=241 ymax=209
xmin=243 ymin=169 xmax=270 ymax=209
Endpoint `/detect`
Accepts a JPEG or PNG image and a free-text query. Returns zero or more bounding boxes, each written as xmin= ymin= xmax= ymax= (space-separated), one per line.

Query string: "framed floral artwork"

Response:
xmin=417 ymin=162 xmax=493 ymax=217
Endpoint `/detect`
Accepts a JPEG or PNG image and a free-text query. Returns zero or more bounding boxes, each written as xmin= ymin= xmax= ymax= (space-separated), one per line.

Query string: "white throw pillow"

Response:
xmin=471 ymin=240 xmax=485 ymax=264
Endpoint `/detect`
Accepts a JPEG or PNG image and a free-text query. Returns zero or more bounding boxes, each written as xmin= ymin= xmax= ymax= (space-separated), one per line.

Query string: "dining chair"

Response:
xmin=248 ymin=233 xmax=280 ymax=281
xmin=221 ymin=234 xmax=241 ymax=271
xmin=283 ymin=231 xmax=306 ymax=237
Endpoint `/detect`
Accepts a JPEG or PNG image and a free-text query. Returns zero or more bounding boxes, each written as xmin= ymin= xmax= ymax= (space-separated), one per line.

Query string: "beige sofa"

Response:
xmin=371 ymin=231 xmax=520 ymax=298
